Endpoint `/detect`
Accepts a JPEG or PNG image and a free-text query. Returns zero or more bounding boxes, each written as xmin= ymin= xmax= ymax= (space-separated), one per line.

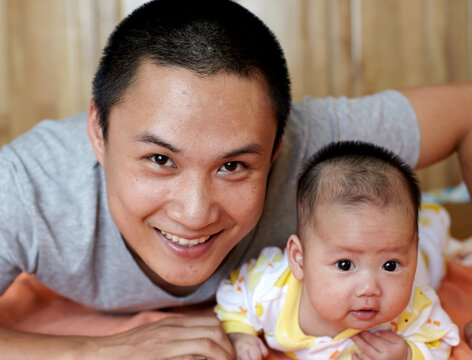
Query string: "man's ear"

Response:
xmin=287 ymin=234 xmax=304 ymax=280
xmin=271 ymin=138 xmax=282 ymax=163
xmin=87 ymin=100 xmax=105 ymax=166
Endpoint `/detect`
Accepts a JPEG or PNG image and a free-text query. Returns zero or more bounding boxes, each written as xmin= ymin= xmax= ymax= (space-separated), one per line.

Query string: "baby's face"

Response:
xmin=296 ymin=203 xmax=417 ymax=337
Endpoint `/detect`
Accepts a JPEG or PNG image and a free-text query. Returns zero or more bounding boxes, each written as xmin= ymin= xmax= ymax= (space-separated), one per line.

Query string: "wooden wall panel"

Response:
xmin=1 ymin=0 xmax=471 ymax=191
xmin=240 ymin=0 xmax=471 ymax=191
xmin=0 ymin=0 xmax=9 ymax=146
xmin=8 ymin=0 xmax=68 ymax=136
xmin=0 ymin=0 xmax=146 ymax=144
xmin=238 ymin=0 xmax=309 ymax=101
xmin=305 ymin=0 xmax=331 ymax=98
xmin=326 ymin=0 xmax=353 ymax=96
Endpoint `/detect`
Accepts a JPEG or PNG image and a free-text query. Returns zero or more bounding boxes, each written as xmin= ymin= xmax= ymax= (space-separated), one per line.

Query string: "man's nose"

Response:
xmin=167 ymin=173 xmax=219 ymax=230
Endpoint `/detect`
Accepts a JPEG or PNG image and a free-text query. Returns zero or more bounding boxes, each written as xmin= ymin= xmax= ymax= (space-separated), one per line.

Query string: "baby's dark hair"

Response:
xmin=297 ymin=141 xmax=421 ymax=233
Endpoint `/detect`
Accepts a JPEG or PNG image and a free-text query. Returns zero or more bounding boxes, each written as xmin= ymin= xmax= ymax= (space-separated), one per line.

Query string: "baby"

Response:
xmin=215 ymin=141 xmax=459 ymax=360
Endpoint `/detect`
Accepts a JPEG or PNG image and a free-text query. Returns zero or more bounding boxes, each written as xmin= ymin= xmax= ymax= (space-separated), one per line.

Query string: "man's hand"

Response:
xmin=227 ymin=332 xmax=268 ymax=360
xmin=351 ymin=330 xmax=411 ymax=360
xmin=94 ymin=315 xmax=235 ymax=360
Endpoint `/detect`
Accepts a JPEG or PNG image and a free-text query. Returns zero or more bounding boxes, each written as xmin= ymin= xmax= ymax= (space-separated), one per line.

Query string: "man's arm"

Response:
xmin=401 ymin=83 xmax=472 ymax=191
xmin=0 ymin=316 xmax=235 ymax=359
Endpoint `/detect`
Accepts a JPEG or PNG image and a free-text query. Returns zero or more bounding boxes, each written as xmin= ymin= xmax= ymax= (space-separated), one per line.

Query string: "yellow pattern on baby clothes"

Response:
xmin=395 ymin=287 xmax=432 ymax=332
xmin=271 ymin=252 xmax=283 ymax=263
xmin=252 ymin=253 xmax=269 ymax=271
xmin=418 ymin=203 xmax=444 ymax=227
xmin=275 ymin=273 xmax=315 ymax=349
xmin=332 ymin=329 xmax=361 ymax=341
xmin=247 ymin=253 xmax=269 ymax=292
xmin=418 ymin=217 xmax=432 ymax=226
xmin=406 ymin=340 xmax=426 ymax=360
xmin=412 ymin=287 xmax=432 ymax=312
xmin=267 ymin=252 xmax=283 ymax=269
xmin=256 ymin=303 xmax=263 ymax=317
xmin=421 ymin=203 xmax=443 ymax=213
xmin=214 ymin=304 xmax=257 ymax=335
xmin=214 ymin=304 xmax=247 ymax=323
xmin=426 ymin=340 xmax=441 ymax=349
xmin=274 ymin=267 xmax=291 ymax=287
xmin=410 ymin=327 xmax=449 ymax=344
xmin=421 ymin=250 xmax=430 ymax=269
xmin=229 ymin=268 xmax=240 ymax=285
xmin=247 ymin=270 xmax=263 ymax=293
xmin=396 ymin=310 xmax=417 ymax=333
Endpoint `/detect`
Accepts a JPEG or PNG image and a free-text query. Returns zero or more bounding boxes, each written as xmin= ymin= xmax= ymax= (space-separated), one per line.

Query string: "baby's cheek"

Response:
xmin=383 ymin=287 xmax=412 ymax=320
xmin=310 ymin=287 xmax=348 ymax=320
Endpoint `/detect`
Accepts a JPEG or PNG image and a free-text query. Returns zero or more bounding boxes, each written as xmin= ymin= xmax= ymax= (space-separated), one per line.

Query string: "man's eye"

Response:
xmin=149 ymin=154 xmax=175 ymax=167
xmin=219 ymin=161 xmax=245 ymax=173
xmin=383 ymin=261 xmax=398 ymax=272
xmin=336 ymin=260 xmax=354 ymax=271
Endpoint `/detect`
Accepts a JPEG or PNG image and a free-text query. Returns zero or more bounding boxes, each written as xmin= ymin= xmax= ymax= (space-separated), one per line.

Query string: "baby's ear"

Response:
xmin=287 ymin=235 xmax=304 ymax=280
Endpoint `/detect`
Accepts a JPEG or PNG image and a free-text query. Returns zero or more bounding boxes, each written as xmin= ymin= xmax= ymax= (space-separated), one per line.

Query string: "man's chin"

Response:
xmin=157 ymin=270 xmax=215 ymax=296
xmin=125 ymin=240 xmax=215 ymax=295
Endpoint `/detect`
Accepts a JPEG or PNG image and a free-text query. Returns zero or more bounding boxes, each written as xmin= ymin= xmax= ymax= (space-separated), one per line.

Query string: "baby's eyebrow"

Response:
xmin=382 ymin=246 xmax=411 ymax=255
xmin=335 ymin=245 xmax=410 ymax=255
xmin=335 ymin=246 xmax=363 ymax=254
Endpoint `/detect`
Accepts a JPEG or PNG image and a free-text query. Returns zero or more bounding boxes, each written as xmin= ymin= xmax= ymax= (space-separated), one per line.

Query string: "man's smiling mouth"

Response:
xmin=160 ymin=230 xmax=211 ymax=247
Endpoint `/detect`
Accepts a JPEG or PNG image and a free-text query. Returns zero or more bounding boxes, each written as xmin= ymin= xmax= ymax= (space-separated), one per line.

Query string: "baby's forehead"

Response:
xmin=303 ymin=201 xmax=417 ymax=239
xmin=300 ymin=203 xmax=418 ymax=257
xmin=320 ymin=200 xmax=413 ymax=215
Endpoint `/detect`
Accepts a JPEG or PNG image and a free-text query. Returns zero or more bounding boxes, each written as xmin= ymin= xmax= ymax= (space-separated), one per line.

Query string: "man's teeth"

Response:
xmin=161 ymin=231 xmax=210 ymax=246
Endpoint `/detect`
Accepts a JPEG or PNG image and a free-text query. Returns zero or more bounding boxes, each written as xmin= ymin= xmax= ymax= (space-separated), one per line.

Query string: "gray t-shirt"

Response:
xmin=0 ymin=90 xmax=419 ymax=312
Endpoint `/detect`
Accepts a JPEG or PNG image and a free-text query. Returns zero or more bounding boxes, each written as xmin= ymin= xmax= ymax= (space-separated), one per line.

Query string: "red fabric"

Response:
xmin=437 ymin=261 xmax=472 ymax=359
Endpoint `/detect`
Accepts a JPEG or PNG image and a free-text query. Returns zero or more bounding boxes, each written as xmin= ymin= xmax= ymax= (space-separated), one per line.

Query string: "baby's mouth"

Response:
xmin=352 ymin=308 xmax=378 ymax=321
xmin=159 ymin=230 xmax=211 ymax=247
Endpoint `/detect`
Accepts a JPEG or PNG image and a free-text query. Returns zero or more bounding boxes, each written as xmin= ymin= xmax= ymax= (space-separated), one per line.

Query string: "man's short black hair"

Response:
xmin=297 ymin=141 xmax=421 ymax=232
xmin=92 ymin=0 xmax=291 ymax=148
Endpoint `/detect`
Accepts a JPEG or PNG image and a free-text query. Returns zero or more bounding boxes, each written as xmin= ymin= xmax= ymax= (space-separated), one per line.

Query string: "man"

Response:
xmin=0 ymin=0 xmax=470 ymax=358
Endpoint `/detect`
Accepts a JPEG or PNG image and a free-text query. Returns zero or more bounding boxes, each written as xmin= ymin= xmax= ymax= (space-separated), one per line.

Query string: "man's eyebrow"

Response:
xmin=221 ymin=144 xmax=265 ymax=159
xmin=134 ymin=133 xmax=180 ymax=153
xmin=134 ymin=133 xmax=263 ymax=158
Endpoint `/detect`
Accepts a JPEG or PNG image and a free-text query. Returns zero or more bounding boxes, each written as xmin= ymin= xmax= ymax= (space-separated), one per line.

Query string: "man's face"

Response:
xmin=89 ymin=63 xmax=278 ymax=290
xmin=293 ymin=204 xmax=418 ymax=337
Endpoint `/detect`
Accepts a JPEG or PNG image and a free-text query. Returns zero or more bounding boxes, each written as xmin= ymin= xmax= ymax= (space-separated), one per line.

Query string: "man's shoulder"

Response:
xmin=12 ymin=112 xmax=89 ymax=152
xmin=1 ymin=113 xmax=95 ymax=174
xmin=0 ymin=112 xmax=99 ymax=209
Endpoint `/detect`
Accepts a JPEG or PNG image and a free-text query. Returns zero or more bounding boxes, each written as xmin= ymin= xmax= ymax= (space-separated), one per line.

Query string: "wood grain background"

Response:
xmin=1 ymin=0 xmax=471 ymax=190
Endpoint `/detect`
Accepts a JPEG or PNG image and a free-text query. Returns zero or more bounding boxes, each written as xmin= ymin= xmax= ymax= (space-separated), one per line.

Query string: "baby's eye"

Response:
xmin=219 ymin=161 xmax=247 ymax=173
xmin=336 ymin=260 xmax=354 ymax=271
xmin=383 ymin=261 xmax=398 ymax=272
xmin=149 ymin=154 xmax=175 ymax=167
